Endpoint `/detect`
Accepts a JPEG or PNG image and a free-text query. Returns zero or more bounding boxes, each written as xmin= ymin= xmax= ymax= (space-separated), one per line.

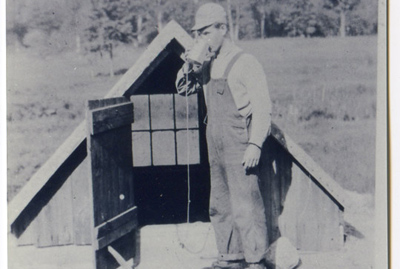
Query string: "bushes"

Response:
xmin=251 ymin=0 xmax=377 ymax=38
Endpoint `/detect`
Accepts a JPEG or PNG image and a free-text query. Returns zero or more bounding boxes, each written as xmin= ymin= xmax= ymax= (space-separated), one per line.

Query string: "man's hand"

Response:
xmin=242 ymin=144 xmax=261 ymax=170
xmin=183 ymin=49 xmax=203 ymax=75
xmin=182 ymin=60 xmax=202 ymax=75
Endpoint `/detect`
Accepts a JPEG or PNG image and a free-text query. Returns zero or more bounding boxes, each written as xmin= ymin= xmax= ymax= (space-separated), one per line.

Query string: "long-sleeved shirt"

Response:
xmin=176 ymin=39 xmax=272 ymax=148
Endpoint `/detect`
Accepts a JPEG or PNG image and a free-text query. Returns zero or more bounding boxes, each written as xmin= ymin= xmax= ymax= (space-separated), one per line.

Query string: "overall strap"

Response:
xmin=222 ymin=51 xmax=245 ymax=78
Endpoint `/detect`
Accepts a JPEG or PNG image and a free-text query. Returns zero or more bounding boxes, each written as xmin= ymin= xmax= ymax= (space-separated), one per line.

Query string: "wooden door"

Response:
xmin=86 ymin=97 xmax=139 ymax=269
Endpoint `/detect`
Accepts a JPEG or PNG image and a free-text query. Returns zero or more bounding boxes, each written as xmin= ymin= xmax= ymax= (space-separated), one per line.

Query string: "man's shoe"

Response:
xmin=211 ymin=260 xmax=245 ymax=269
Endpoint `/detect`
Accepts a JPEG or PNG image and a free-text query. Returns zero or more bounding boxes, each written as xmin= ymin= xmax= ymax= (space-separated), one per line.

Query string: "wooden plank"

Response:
xmin=36 ymin=178 xmax=74 ymax=247
xmin=95 ymin=219 xmax=138 ymax=250
xmin=36 ymin=197 xmax=57 ymax=247
xmin=17 ymin=146 xmax=90 ymax=247
xmin=9 ymin=20 xmax=191 ymax=238
xmin=95 ymin=207 xmax=138 ymax=240
xmin=88 ymin=125 xmax=134 ymax=226
xmin=279 ymin=164 xmax=316 ymax=250
xmin=88 ymin=97 xmax=129 ymax=110
xmin=298 ymin=169 xmax=320 ymax=251
xmin=87 ymin=97 xmax=138 ymax=268
xmin=316 ymin=183 xmax=344 ymax=251
xmin=279 ymin=162 xmax=344 ymax=251
xmin=269 ymin=123 xmax=347 ymax=209
xmin=87 ymin=97 xmax=134 ymax=224
xmin=16 ymin=216 xmax=37 ymax=246
xmin=71 ymin=158 xmax=92 ymax=245
xmin=88 ymin=103 xmax=134 ymax=135
xmin=94 ymin=230 xmax=138 ymax=269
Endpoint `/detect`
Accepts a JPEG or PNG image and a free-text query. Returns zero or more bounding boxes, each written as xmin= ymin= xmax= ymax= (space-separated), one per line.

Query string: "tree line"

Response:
xmin=7 ymin=0 xmax=378 ymax=61
xmin=85 ymin=0 xmax=378 ymax=44
xmin=82 ymin=0 xmax=377 ymax=75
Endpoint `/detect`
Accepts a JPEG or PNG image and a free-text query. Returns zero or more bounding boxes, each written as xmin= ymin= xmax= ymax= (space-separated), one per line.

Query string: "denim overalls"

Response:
xmin=205 ymin=51 xmax=268 ymax=263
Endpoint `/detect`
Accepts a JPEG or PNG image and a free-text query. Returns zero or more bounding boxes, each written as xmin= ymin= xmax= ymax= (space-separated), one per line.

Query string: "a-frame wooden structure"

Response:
xmin=9 ymin=21 xmax=349 ymax=268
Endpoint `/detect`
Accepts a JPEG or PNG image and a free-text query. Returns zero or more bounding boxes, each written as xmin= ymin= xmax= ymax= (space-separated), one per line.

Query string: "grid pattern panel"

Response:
xmin=131 ymin=94 xmax=200 ymax=166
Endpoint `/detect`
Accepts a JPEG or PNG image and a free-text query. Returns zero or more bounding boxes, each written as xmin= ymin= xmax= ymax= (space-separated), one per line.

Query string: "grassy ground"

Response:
xmin=240 ymin=36 xmax=377 ymax=194
xmin=6 ymin=46 xmax=143 ymax=200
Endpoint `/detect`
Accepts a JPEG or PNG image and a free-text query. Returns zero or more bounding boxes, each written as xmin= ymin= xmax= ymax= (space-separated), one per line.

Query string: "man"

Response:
xmin=176 ymin=3 xmax=272 ymax=269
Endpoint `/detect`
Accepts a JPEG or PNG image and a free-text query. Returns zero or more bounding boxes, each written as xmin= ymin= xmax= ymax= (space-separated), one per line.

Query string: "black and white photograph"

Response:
xmin=3 ymin=0 xmax=389 ymax=268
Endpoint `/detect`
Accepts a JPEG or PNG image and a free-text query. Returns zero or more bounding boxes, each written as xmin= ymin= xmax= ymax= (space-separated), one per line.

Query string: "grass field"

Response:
xmin=245 ymin=36 xmax=377 ymax=193
xmin=7 ymin=35 xmax=377 ymax=201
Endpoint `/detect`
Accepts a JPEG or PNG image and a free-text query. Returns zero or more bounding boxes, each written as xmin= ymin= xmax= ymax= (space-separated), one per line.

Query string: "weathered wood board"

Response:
xmin=278 ymin=163 xmax=344 ymax=251
xmin=15 ymin=157 xmax=92 ymax=246
xmin=263 ymin=125 xmax=346 ymax=252
xmin=71 ymin=158 xmax=92 ymax=245
xmin=35 ymin=178 xmax=74 ymax=247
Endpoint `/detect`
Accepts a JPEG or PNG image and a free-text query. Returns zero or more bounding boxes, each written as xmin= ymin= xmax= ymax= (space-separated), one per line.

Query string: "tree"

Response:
xmin=253 ymin=0 xmax=268 ymax=39
xmin=345 ymin=0 xmax=378 ymax=35
xmin=226 ymin=0 xmax=235 ymax=40
xmin=231 ymin=1 xmax=248 ymax=40
xmin=164 ymin=0 xmax=197 ymax=34
xmin=85 ymin=0 xmax=136 ymax=76
xmin=7 ymin=0 xmax=67 ymax=48
xmin=65 ymin=0 xmax=85 ymax=53
xmin=126 ymin=0 xmax=152 ymax=45
xmin=130 ymin=0 xmax=193 ymax=44
xmin=147 ymin=0 xmax=176 ymax=33
xmin=217 ymin=0 xmax=257 ymax=40
xmin=323 ymin=0 xmax=361 ymax=37
xmin=248 ymin=0 xmax=288 ymax=39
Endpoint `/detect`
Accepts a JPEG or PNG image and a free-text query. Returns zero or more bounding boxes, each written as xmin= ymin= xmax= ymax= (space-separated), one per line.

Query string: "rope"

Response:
xmin=176 ymin=223 xmax=212 ymax=254
xmin=185 ymin=70 xmax=191 ymax=224
xmin=175 ymin=66 xmax=212 ymax=255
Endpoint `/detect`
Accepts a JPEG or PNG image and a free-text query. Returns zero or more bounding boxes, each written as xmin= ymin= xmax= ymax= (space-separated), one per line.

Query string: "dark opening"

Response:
xmin=133 ymin=165 xmax=210 ymax=226
xmin=129 ymin=44 xmax=210 ymax=226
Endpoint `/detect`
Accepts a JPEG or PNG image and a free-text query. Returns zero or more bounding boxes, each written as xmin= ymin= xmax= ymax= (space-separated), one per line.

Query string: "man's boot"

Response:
xmin=211 ymin=260 xmax=245 ymax=269
xmin=244 ymin=262 xmax=266 ymax=269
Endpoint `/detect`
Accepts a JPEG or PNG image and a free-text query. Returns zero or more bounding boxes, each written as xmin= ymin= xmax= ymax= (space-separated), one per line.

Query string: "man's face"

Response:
xmin=193 ymin=24 xmax=227 ymax=55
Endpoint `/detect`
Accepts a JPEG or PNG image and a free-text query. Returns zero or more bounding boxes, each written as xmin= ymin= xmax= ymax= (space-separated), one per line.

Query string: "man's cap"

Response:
xmin=191 ymin=3 xmax=227 ymax=31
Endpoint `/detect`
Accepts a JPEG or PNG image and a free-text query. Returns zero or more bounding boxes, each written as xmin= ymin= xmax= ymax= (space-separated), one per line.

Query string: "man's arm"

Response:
xmin=238 ymin=54 xmax=272 ymax=148
xmin=175 ymin=63 xmax=203 ymax=96
xmin=230 ymin=54 xmax=272 ymax=169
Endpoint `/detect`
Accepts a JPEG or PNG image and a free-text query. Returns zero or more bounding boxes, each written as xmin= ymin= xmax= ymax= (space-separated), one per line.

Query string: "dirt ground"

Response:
xmin=8 ymin=190 xmax=374 ymax=269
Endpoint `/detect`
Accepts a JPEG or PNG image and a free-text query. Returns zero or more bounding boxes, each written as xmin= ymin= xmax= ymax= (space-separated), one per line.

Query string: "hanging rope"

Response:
xmin=176 ymin=222 xmax=212 ymax=255
xmin=186 ymin=69 xmax=191 ymax=224
xmin=175 ymin=65 xmax=212 ymax=254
